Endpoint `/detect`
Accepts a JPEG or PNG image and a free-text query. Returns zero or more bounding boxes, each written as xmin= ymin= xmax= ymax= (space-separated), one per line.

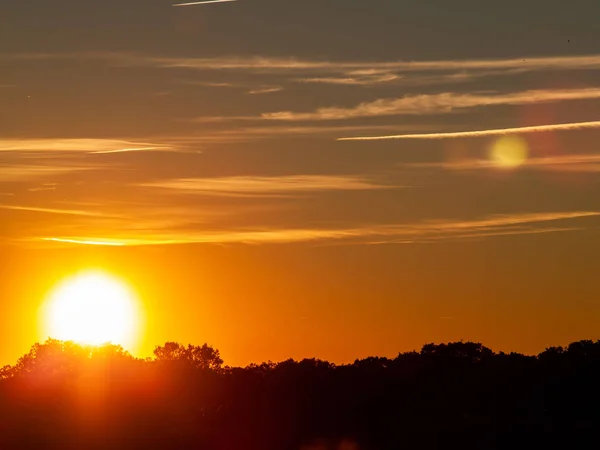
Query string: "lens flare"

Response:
xmin=489 ymin=135 xmax=529 ymax=168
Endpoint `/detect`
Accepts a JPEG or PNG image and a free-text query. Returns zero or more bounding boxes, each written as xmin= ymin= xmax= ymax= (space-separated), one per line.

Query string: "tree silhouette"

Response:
xmin=4 ymin=338 xmax=133 ymax=378
xmin=153 ymin=341 xmax=224 ymax=371
xmin=1 ymin=338 xmax=600 ymax=450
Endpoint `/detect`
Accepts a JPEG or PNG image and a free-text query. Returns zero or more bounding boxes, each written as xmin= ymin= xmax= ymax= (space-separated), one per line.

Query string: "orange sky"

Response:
xmin=2 ymin=236 xmax=599 ymax=367
xmin=1 ymin=0 xmax=600 ymax=367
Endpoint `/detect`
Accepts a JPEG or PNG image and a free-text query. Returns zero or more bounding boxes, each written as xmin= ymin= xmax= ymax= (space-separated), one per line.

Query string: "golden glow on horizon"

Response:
xmin=490 ymin=135 xmax=529 ymax=168
xmin=41 ymin=271 xmax=142 ymax=351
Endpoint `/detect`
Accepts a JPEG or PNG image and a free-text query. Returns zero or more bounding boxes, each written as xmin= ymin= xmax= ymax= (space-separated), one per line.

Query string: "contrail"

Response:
xmin=173 ymin=0 xmax=237 ymax=6
xmin=338 ymin=120 xmax=600 ymax=141
xmin=90 ymin=146 xmax=173 ymax=154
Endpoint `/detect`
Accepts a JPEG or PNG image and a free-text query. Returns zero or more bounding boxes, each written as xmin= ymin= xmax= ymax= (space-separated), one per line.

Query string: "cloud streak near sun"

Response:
xmin=38 ymin=211 xmax=600 ymax=247
xmin=413 ymin=155 xmax=600 ymax=173
xmin=339 ymin=121 xmax=600 ymax=141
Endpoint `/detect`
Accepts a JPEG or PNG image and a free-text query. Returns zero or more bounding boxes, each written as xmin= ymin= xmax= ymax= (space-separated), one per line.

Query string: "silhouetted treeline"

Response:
xmin=2 ymin=339 xmax=600 ymax=449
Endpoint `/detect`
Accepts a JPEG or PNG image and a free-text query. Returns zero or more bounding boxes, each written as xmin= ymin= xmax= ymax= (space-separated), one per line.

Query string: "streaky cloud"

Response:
xmin=36 ymin=211 xmax=600 ymax=247
xmin=402 ymin=153 xmax=600 ymax=172
xmin=140 ymin=175 xmax=394 ymax=195
xmin=339 ymin=121 xmax=600 ymax=141
xmin=360 ymin=227 xmax=583 ymax=246
xmin=162 ymin=124 xmax=433 ymax=144
xmin=179 ymin=79 xmax=283 ymax=95
xmin=28 ymin=185 xmax=57 ymax=192
xmin=0 ymin=165 xmax=91 ymax=182
xmin=113 ymin=53 xmax=600 ymax=73
xmin=298 ymin=73 xmax=401 ymax=86
xmin=173 ymin=0 xmax=237 ymax=6
xmin=0 ymin=139 xmax=174 ymax=154
xmin=264 ymin=88 xmax=600 ymax=121
xmin=90 ymin=146 xmax=173 ymax=154
xmin=9 ymin=53 xmax=600 ymax=76
xmin=0 ymin=204 xmax=112 ymax=217
xmin=247 ymin=86 xmax=284 ymax=95
xmin=296 ymin=70 xmax=527 ymax=88
xmin=43 ymin=238 xmax=126 ymax=247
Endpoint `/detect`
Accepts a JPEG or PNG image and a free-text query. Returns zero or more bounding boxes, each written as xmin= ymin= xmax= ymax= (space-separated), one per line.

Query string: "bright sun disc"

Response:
xmin=42 ymin=271 xmax=141 ymax=350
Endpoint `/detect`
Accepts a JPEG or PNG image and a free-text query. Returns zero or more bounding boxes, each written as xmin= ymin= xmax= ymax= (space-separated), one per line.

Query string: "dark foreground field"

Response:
xmin=1 ymin=340 xmax=599 ymax=449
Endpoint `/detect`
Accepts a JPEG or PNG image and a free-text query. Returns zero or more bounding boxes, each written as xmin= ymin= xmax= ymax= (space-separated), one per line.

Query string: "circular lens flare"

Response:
xmin=490 ymin=135 xmax=529 ymax=168
xmin=41 ymin=271 xmax=141 ymax=350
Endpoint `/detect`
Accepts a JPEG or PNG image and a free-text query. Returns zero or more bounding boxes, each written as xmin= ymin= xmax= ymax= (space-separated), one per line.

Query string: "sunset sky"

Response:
xmin=1 ymin=0 xmax=600 ymax=367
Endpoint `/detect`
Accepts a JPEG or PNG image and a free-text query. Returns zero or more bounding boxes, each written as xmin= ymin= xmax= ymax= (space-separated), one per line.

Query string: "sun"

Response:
xmin=41 ymin=271 xmax=141 ymax=350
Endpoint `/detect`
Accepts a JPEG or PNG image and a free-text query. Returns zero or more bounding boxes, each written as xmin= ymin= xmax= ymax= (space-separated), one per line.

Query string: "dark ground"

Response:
xmin=1 ymin=339 xmax=599 ymax=450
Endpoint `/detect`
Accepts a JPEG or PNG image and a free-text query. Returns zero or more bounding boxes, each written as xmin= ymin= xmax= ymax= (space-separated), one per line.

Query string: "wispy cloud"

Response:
xmin=185 ymin=68 xmax=523 ymax=94
xmin=42 ymin=237 xmax=126 ymax=247
xmin=368 ymin=70 xmax=530 ymax=89
xmin=0 ymin=138 xmax=174 ymax=184
xmin=0 ymin=164 xmax=95 ymax=182
xmin=0 ymin=204 xmax=112 ymax=217
xmin=173 ymin=0 xmax=237 ymax=7
xmin=35 ymin=211 xmax=600 ymax=247
xmin=120 ymin=54 xmax=600 ymax=74
xmin=298 ymin=72 xmax=401 ymax=86
xmin=28 ymin=184 xmax=57 ymax=192
xmin=296 ymin=69 xmax=501 ymax=88
xmin=190 ymin=81 xmax=241 ymax=88
xmin=0 ymin=139 xmax=173 ymax=153
xmin=402 ymin=153 xmax=600 ymax=172
xmin=90 ymin=146 xmax=172 ymax=154
xmin=247 ymin=86 xmax=284 ymax=95
xmin=263 ymin=88 xmax=600 ymax=121
xmin=141 ymin=175 xmax=393 ymax=196
xmin=170 ymin=124 xmax=434 ymax=143
xmin=179 ymin=79 xmax=283 ymax=94
xmin=11 ymin=53 xmax=600 ymax=75
xmin=339 ymin=120 xmax=600 ymax=141
xmin=9 ymin=53 xmax=600 ymax=103
xmin=362 ymin=226 xmax=583 ymax=245
xmin=407 ymin=211 xmax=599 ymax=232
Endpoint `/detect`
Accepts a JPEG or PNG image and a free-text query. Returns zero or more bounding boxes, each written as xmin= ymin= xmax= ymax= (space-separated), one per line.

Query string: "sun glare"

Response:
xmin=489 ymin=135 xmax=529 ymax=168
xmin=41 ymin=271 xmax=141 ymax=350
